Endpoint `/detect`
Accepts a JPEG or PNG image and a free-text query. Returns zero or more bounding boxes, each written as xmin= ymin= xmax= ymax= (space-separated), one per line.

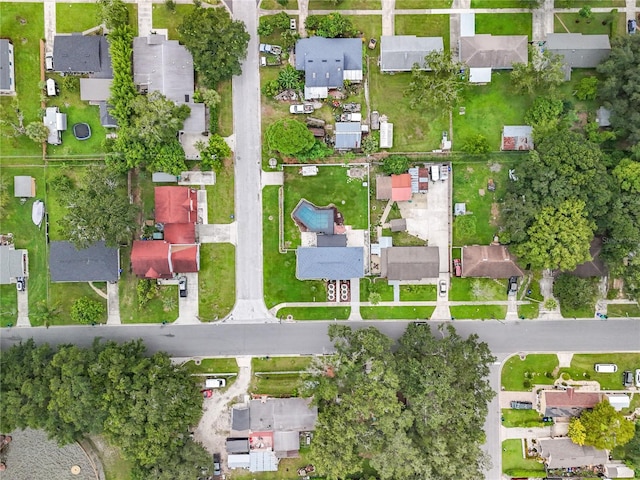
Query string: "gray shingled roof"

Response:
xmin=295 ymin=37 xmax=362 ymax=88
xmin=0 ymin=246 xmax=27 ymax=284
xmin=316 ymin=234 xmax=347 ymax=247
xmin=380 ymin=35 xmax=444 ymax=72
xmin=381 ymin=246 xmax=439 ymax=281
xmin=296 ymin=246 xmax=364 ymax=280
xmin=545 ymin=33 xmax=611 ymax=68
xmin=53 ymin=35 xmax=111 ymax=74
xmin=249 ymin=398 xmax=318 ymax=432
xmin=226 ymin=438 xmax=250 ymax=454
xmin=540 ymin=438 xmax=607 ymax=469
xmin=0 ymin=39 xmax=14 ymax=92
xmin=49 ymin=241 xmax=119 ymax=282
xmin=99 ymin=102 xmax=118 ymax=128
xmin=459 ymin=34 xmax=528 ymax=69
xmin=335 ymin=122 xmax=361 ymax=150
xmin=231 ymin=407 xmax=250 ymax=432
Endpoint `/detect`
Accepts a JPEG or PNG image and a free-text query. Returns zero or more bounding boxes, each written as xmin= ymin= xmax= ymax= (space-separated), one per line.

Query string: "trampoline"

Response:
xmin=72 ymin=123 xmax=91 ymax=140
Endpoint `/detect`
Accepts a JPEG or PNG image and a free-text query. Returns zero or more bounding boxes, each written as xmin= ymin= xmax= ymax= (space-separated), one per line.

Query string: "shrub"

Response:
xmin=544 ymin=298 xmax=557 ymax=309
xmin=523 ymin=379 xmax=531 ymax=389
xmin=553 ymin=273 xmax=597 ymax=310
xmin=575 ymin=76 xmax=598 ymax=101
xmin=71 ymin=297 xmax=106 ymax=324
xmin=381 ymin=155 xmax=409 ymax=175
xmin=461 ymin=134 xmax=490 ymax=154
xmin=62 ymin=75 xmax=80 ymax=92
xmin=165 ymin=0 xmax=176 ymax=11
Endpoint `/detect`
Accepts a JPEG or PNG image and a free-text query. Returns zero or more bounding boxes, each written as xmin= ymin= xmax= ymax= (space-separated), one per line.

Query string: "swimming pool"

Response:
xmin=292 ymin=200 xmax=334 ymax=234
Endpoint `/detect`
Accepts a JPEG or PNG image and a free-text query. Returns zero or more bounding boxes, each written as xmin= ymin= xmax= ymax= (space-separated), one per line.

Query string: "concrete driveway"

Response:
xmin=16 ymin=286 xmax=29 ymax=327
xmin=176 ymin=272 xmax=200 ymax=324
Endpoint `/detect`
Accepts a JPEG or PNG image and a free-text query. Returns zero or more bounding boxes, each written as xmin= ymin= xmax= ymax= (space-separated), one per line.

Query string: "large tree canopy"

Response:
xmin=510 ymin=46 xmax=564 ymax=95
xmin=577 ymin=400 xmax=635 ymax=450
xmin=178 ymin=7 xmax=249 ymax=89
xmin=265 ymin=118 xmax=315 ymax=156
xmin=305 ymin=324 xmax=495 ymax=480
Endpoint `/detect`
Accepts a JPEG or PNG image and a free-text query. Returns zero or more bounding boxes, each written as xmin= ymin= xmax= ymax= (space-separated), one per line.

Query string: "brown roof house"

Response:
xmin=461 ymin=245 xmax=524 ymax=278
xmin=376 ymin=174 xmax=413 ymax=202
xmin=565 ymin=237 xmax=607 ymax=278
xmin=459 ymin=34 xmax=528 ymax=70
xmin=539 ymin=438 xmax=607 ymax=469
xmin=542 ymin=388 xmax=602 ymax=418
xmin=381 ymin=246 xmax=439 ymax=282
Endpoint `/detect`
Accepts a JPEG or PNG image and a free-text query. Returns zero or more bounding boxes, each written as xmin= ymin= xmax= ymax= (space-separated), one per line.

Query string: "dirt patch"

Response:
xmin=488 ymin=162 xmax=502 ymax=172
xmin=478 ymin=188 xmax=485 ymax=197
xmin=490 ymin=202 xmax=500 ymax=225
xmin=466 ymin=166 xmax=474 ymax=173
xmin=575 ymin=111 xmax=588 ymax=128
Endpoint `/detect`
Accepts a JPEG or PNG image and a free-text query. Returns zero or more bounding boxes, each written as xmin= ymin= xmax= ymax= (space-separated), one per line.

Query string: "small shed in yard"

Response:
xmin=335 ymin=122 xmax=361 ymax=150
xmin=43 ymin=106 xmax=67 ymax=145
xmin=469 ymin=67 xmax=492 ymax=84
xmin=596 ymin=106 xmax=611 ymax=127
xmin=228 ymin=454 xmax=251 ymax=470
xmin=501 ymin=125 xmax=533 ymax=151
xmin=46 ymin=78 xmax=57 ymax=96
xmin=226 ymin=438 xmax=250 ymax=454
xmin=606 ymin=394 xmax=630 ymax=411
xmin=379 ymin=120 xmax=393 ymax=149
xmin=13 ymin=176 xmax=35 ymax=198
xmin=389 ymin=219 xmax=407 ymax=232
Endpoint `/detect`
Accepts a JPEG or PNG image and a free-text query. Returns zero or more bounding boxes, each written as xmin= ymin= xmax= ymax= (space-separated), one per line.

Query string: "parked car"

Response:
xmin=205 ymin=378 xmax=226 ymax=389
xmin=213 ymin=453 xmax=222 ymax=477
xmin=508 ymin=276 xmax=518 ymax=295
xmin=45 ymin=55 xmax=53 ymax=71
xmin=368 ymin=38 xmax=377 ymax=49
xmin=453 ymin=259 xmax=461 ymax=277
xmin=259 ymin=43 xmax=282 ymax=55
xmin=290 ymin=104 xmax=314 ymax=114
xmin=290 ymin=18 xmax=297 ymax=30
xmin=16 ymin=277 xmax=25 ymax=292
xmin=201 ymin=389 xmax=213 ymax=398
xmin=623 ymin=370 xmax=634 ymax=387
xmin=628 ymin=19 xmax=637 ymax=34
xmin=595 ymin=363 xmax=617 ymax=373
xmin=438 ymin=280 xmax=447 ymax=297
xmin=178 ymin=276 xmax=187 ymax=298
xmin=636 ymin=369 xmax=640 ymax=387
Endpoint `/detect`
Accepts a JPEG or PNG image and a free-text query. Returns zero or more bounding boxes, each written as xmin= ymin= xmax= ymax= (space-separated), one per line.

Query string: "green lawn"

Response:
xmin=56 ymin=3 xmax=101 ymax=33
xmin=449 ymin=277 xmax=507 ymax=301
xmin=216 ymin=80 xmax=233 ymax=137
xmin=559 ymin=353 xmax=640 ymax=390
xmin=452 ymin=160 xmax=514 ymax=245
xmin=476 ymin=13 xmax=532 ymax=38
xmin=282 ymin=165 xmax=369 ymax=248
xmin=555 ymin=0 xmax=625 ymax=6
xmin=346 ymin=15 xmax=382 ymax=57
xmin=559 ymin=302 xmax=595 ymax=319
xmin=360 ymin=278 xmax=395 ymax=302
xmin=501 ymin=409 xmax=547 ymax=428
xmin=263 ymin=186 xmax=327 ymax=307
xmin=554 ymin=12 xmax=627 ymax=37
xmin=518 ymin=302 xmax=540 ymax=319
xmin=395 ymin=14 xmax=450 ymax=51
xmin=199 ymin=243 xmax=235 ymax=321
xmin=449 ymin=305 xmax=507 ymax=319
xmin=454 ymin=73 xmax=532 ymax=151
xmin=400 ymin=284 xmax=437 ymax=301
xmin=0 ymin=167 xmax=47 ymax=327
xmin=607 ymin=304 xmax=640 ymax=318
xmin=396 ymin=0 xmax=452 ymax=7
xmin=471 ymin=0 xmax=524 ymax=6
xmin=260 ymin=0 xmax=299 ymax=9
xmin=277 ymin=306 xmax=350 ymax=320
xmin=183 ymin=358 xmax=239 ymax=374
xmin=308 ymin=0 xmax=381 ymax=8
xmin=502 ymin=439 xmax=546 ymax=477
xmin=87 ymin=435 xmax=133 ymax=480
xmin=206 ymin=157 xmax=234 ymax=223
xmin=152 ymin=4 xmax=194 ymax=40
xmin=501 ymin=354 xmax=558 ymax=391
xmin=0 ymin=3 xmax=45 ymax=161
xmin=253 ymin=356 xmax=312 ymax=372
xmin=369 ymin=66 xmax=448 ymax=152
xmin=49 ymin=281 xmax=107 ymax=325
xmin=251 ymin=373 xmax=305 ymax=396
xmin=361 ymin=306 xmax=435 ymax=319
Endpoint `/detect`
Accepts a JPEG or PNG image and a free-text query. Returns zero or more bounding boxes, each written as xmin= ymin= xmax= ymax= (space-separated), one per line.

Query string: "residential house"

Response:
xmin=545 ymin=33 xmax=611 ymax=69
xmin=335 ymin=122 xmax=362 ymax=150
xmin=539 ymin=438 xmax=607 ymax=469
xmin=376 ymin=174 xmax=412 ymax=202
xmin=0 ymin=39 xmax=15 ymax=95
xmin=42 ymin=107 xmax=67 ymax=145
xmin=461 ymin=245 xmax=524 ymax=278
xmin=542 ymin=388 xmax=602 ymax=418
xmin=49 ymin=241 xmax=120 ymax=283
xmin=0 ymin=243 xmax=28 ymax=284
xmin=380 ymin=35 xmax=444 ymax=72
xmin=13 ymin=176 xmax=35 ymax=198
xmin=567 ymin=237 xmax=607 ymax=278
xmin=296 ymin=246 xmax=364 ymax=280
xmin=606 ymin=394 xmax=630 ymax=411
xmin=294 ymin=37 xmax=363 ymax=99
xmin=501 ymin=125 xmax=533 ymax=151
xmin=381 ymin=247 xmax=440 ymax=282
xmin=459 ymin=34 xmax=528 ymax=83
xmin=53 ymin=34 xmax=112 ymax=75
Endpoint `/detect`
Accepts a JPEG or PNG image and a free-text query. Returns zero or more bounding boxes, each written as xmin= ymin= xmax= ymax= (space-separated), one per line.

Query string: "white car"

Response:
xmin=290 ymin=18 xmax=297 ymax=30
xmin=289 ymin=104 xmax=313 ymax=114
xmin=205 ymin=378 xmax=226 ymax=389
xmin=636 ymin=369 xmax=640 ymax=387
xmin=438 ymin=280 xmax=447 ymax=297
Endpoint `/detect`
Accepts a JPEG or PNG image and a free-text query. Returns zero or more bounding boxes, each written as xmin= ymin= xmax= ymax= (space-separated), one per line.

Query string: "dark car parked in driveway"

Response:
xmin=623 ymin=370 xmax=634 ymax=387
xmin=508 ymin=276 xmax=518 ymax=295
xmin=213 ymin=453 xmax=221 ymax=477
xmin=178 ymin=276 xmax=187 ymax=298
xmin=629 ymin=19 xmax=637 ymax=34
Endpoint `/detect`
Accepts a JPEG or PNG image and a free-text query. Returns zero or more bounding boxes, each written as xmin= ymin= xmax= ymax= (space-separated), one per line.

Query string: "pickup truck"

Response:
xmin=259 ymin=43 xmax=282 ymax=55
xmin=290 ymin=104 xmax=314 ymax=114
xmin=340 ymin=112 xmax=362 ymax=122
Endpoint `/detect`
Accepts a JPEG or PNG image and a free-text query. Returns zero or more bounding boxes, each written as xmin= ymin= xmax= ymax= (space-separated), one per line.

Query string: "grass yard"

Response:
xmin=559 ymin=302 xmax=595 ymax=319
xmin=231 ymin=447 xmax=315 ymax=480
xmin=501 ymin=353 xmax=558 ymax=391
xmin=48 ymin=281 xmax=107 ymax=325
xmin=0 ymin=3 xmax=45 ymax=161
xmin=449 ymin=305 xmax=507 ymax=319
xmin=87 ymin=435 xmax=133 ymax=480
xmin=395 ymin=14 xmax=450 ymax=51
xmin=502 ymin=439 xmax=546 ymax=477
xmin=476 ymin=13 xmax=532 ymax=38
xmin=555 ymin=0 xmax=625 ymax=6
xmin=217 ymin=80 xmax=233 ymax=137
xmin=518 ymin=302 xmax=540 ymax=319
xmin=361 ymin=306 xmax=435 ymax=319
xmin=554 ymin=12 xmax=627 ymax=37
xmin=501 ymin=409 xmax=546 ymax=428
xmin=56 ymin=3 xmax=101 ymax=33
xmin=282 ymin=165 xmax=369 ymax=248
xmin=183 ymin=358 xmax=239 ymax=374
xmin=452 ymin=160 xmax=514 ymax=245
xmin=0 ymin=167 xmax=47 ymax=326
xmin=251 ymin=373 xmax=305 ymax=396
xmin=308 ymin=0 xmax=381 ymax=9
xmin=449 ymin=277 xmax=507 ymax=301
xmin=199 ymin=243 xmax=235 ymax=321
xmin=559 ymin=353 xmax=640 ymax=390
xmin=381 ymin=228 xmax=428 ymax=246
xmin=454 ymin=73 xmax=532 ymax=151
xmin=206 ymin=157 xmax=234 ymax=223
xmin=346 ymin=15 xmax=382 ymax=57
xmin=152 ymin=4 xmax=194 ymax=40
xmin=263 ymin=186 xmax=327 ymax=307
xmin=607 ymin=304 xmax=640 ymax=318
xmin=360 ymin=278 xmax=395 ymax=302
xmin=471 ymin=0 xmax=523 ymax=6
xmin=277 ymin=306 xmax=350 ymax=320
xmin=369 ymin=66 xmax=448 ymax=152
xmin=253 ymin=356 xmax=312 ymax=372
xmin=400 ymin=284 xmax=437 ymax=301
xmin=395 ymin=0 xmax=452 ymax=7
xmin=260 ymin=0 xmax=299 ymax=9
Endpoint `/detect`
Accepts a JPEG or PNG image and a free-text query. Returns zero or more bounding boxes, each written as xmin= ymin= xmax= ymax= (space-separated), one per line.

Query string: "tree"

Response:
xmin=361 ymin=132 xmax=379 ymax=155
xmin=579 ymin=400 xmax=635 ymax=450
xmin=71 ymin=297 xmax=106 ymax=325
xmin=597 ymin=35 xmax=640 ymax=145
xmin=368 ymin=292 xmax=381 ymax=305
xmin=568 ymin=418 xmax=586 ymax=446
xmin=461 ymin=134 xmax=490 ymax=154
xmin=553 ymin=274 xmax=597 ymax=310
xmin=25 ymin=121 xmax=50 ymax=143
xmin=265 ymin=119 xmax=315 ymax=156
xmin=199 ymin=88 xmax=221 ymax=109
xmin=613 ymin=159 xmax=640 ymax=194
xmin=578 ymin=5 xmax=593 ymax=19
xmin=57 ymin=168 xmax=138 ymax=248
xmin=277 ymin=65 xmax=304 ymax=91
xmin=524 ymin=96 xmax=564 ymax=137
xmin=178 ymin=7 xmax=249 ymax=89
xmin=511 ymin=46 xmax=564 ymax=94
xmin=405 ymin=50 xmax=468 ymax=113
xmin=107 ymin=25 xmax=137 ymax=126
xmin=514 ymin=199 xmax=595 ymax=271
xmin=575 ymin=76 xmax=598 ymax=100
xmin=381 ymin=155 xmax=409 ymax=175
xmin=98 ymin=0 xmax=129 ymax=30
xmin=196 ymin=134 xmax=232 ymax=172
xmin=305 ymin=13 xmax=355 ymax=38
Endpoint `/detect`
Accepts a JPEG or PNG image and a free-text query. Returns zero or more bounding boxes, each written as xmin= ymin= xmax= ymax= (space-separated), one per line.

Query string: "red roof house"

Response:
xmin=391 ymin=174 xmax=412 ymax=201
xmin=155 ymin=187 xmax=198 ymax=224
xmin=170 ymin=244 xmax=199 ymax=273
xmin=543 ymin=388 xmax=602 ymax=418
xmin=163 ymin=223 xmax=196 ymax=244
xmin=131 ymin=241 xmax=171 ymax=279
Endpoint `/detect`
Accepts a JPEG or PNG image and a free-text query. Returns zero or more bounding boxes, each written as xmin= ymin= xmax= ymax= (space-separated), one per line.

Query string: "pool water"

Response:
xmin=292 ymin=200 xmax=334 ymax=234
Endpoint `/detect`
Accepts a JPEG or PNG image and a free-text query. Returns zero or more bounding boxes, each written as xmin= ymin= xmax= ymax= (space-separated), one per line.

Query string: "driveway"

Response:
xmin=176 ymin=272 xmax=200 ymax=324
xmin=106 ymin=282 xmax=121 ymax=325
xmin=16 ymin=287 xmax=29 ymax=327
